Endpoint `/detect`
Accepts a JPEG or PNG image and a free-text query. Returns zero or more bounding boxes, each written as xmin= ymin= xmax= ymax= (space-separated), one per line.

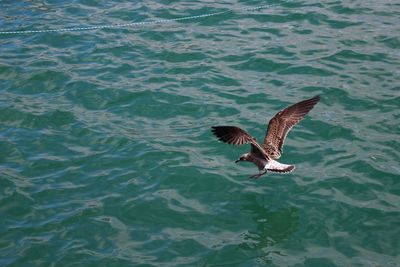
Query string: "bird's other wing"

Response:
xmin=212 ymin=126 xmax=256 ymax=145
xmin=251 ymin=143 xmax=268 ymax=160
xmin=263 ymin=95 xmax=320 ymax=157
xmin=212 ymin=126 xmax=269 ymax=159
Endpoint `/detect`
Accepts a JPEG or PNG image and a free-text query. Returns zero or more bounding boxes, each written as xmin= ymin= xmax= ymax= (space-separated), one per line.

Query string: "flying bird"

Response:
xmin=211 ymin=95 xmax=320 ymax=179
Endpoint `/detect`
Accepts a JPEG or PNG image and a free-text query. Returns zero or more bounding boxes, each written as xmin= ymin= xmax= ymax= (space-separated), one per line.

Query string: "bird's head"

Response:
xmin=235 ymin=153 xmax=250 ymax=163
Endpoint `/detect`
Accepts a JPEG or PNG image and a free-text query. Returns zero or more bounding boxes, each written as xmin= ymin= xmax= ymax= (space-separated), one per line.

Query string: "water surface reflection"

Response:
xmin=239 ymin=194 xmax=299 ymax=263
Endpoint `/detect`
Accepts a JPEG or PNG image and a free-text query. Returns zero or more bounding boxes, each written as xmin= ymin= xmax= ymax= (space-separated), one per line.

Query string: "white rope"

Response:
xmin=0 ymin=2 xmax=288 ymax=35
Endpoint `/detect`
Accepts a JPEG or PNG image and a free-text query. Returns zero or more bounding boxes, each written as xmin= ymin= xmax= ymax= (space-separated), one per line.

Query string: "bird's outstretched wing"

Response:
xmin=211 ymin=126 xmax=269 ymax=159
xmin=212 ymin=126 xmax=255 ymax=145
xmin=263 ymin=96 xmax=320 ymax=158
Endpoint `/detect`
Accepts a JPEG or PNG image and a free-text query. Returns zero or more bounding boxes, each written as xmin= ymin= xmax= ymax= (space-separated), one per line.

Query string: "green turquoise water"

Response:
xmin=1 ymin=1 xmax=399 ymax=266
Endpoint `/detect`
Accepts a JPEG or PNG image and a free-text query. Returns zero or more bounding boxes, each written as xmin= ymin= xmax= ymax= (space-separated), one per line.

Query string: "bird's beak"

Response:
xmin=235 ymin=159 xmax=240 ymax=163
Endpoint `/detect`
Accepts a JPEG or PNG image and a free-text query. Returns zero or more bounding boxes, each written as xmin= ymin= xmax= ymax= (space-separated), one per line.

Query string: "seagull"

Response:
xmin=211 ymin=95 xmax=320 ymax=179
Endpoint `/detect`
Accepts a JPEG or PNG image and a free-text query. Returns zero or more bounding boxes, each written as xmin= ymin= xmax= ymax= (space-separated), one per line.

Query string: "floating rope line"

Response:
xmin=0 ymin=3 xmax=288 ymax=35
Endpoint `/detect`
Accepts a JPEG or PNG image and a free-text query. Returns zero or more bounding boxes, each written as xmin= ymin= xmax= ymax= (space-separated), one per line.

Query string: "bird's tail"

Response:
xmin=266 ymin=160 xmax=295 ymax=173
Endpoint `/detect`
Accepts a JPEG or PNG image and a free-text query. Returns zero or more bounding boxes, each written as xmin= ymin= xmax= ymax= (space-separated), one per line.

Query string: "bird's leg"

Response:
xmin=249 ymin=170 xmax=267 ymax=179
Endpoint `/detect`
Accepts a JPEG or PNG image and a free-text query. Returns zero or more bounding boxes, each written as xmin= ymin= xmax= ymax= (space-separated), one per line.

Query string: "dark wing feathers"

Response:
xmin=251 ymin=144 xmax=266 ymax=159
xmin=264 ymin=95 xmax=320 ymax=156
xmin=211 ymin=126 xmax=255 ymax=145
xmin=211 ymin=126 xmax=270 ymax=160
